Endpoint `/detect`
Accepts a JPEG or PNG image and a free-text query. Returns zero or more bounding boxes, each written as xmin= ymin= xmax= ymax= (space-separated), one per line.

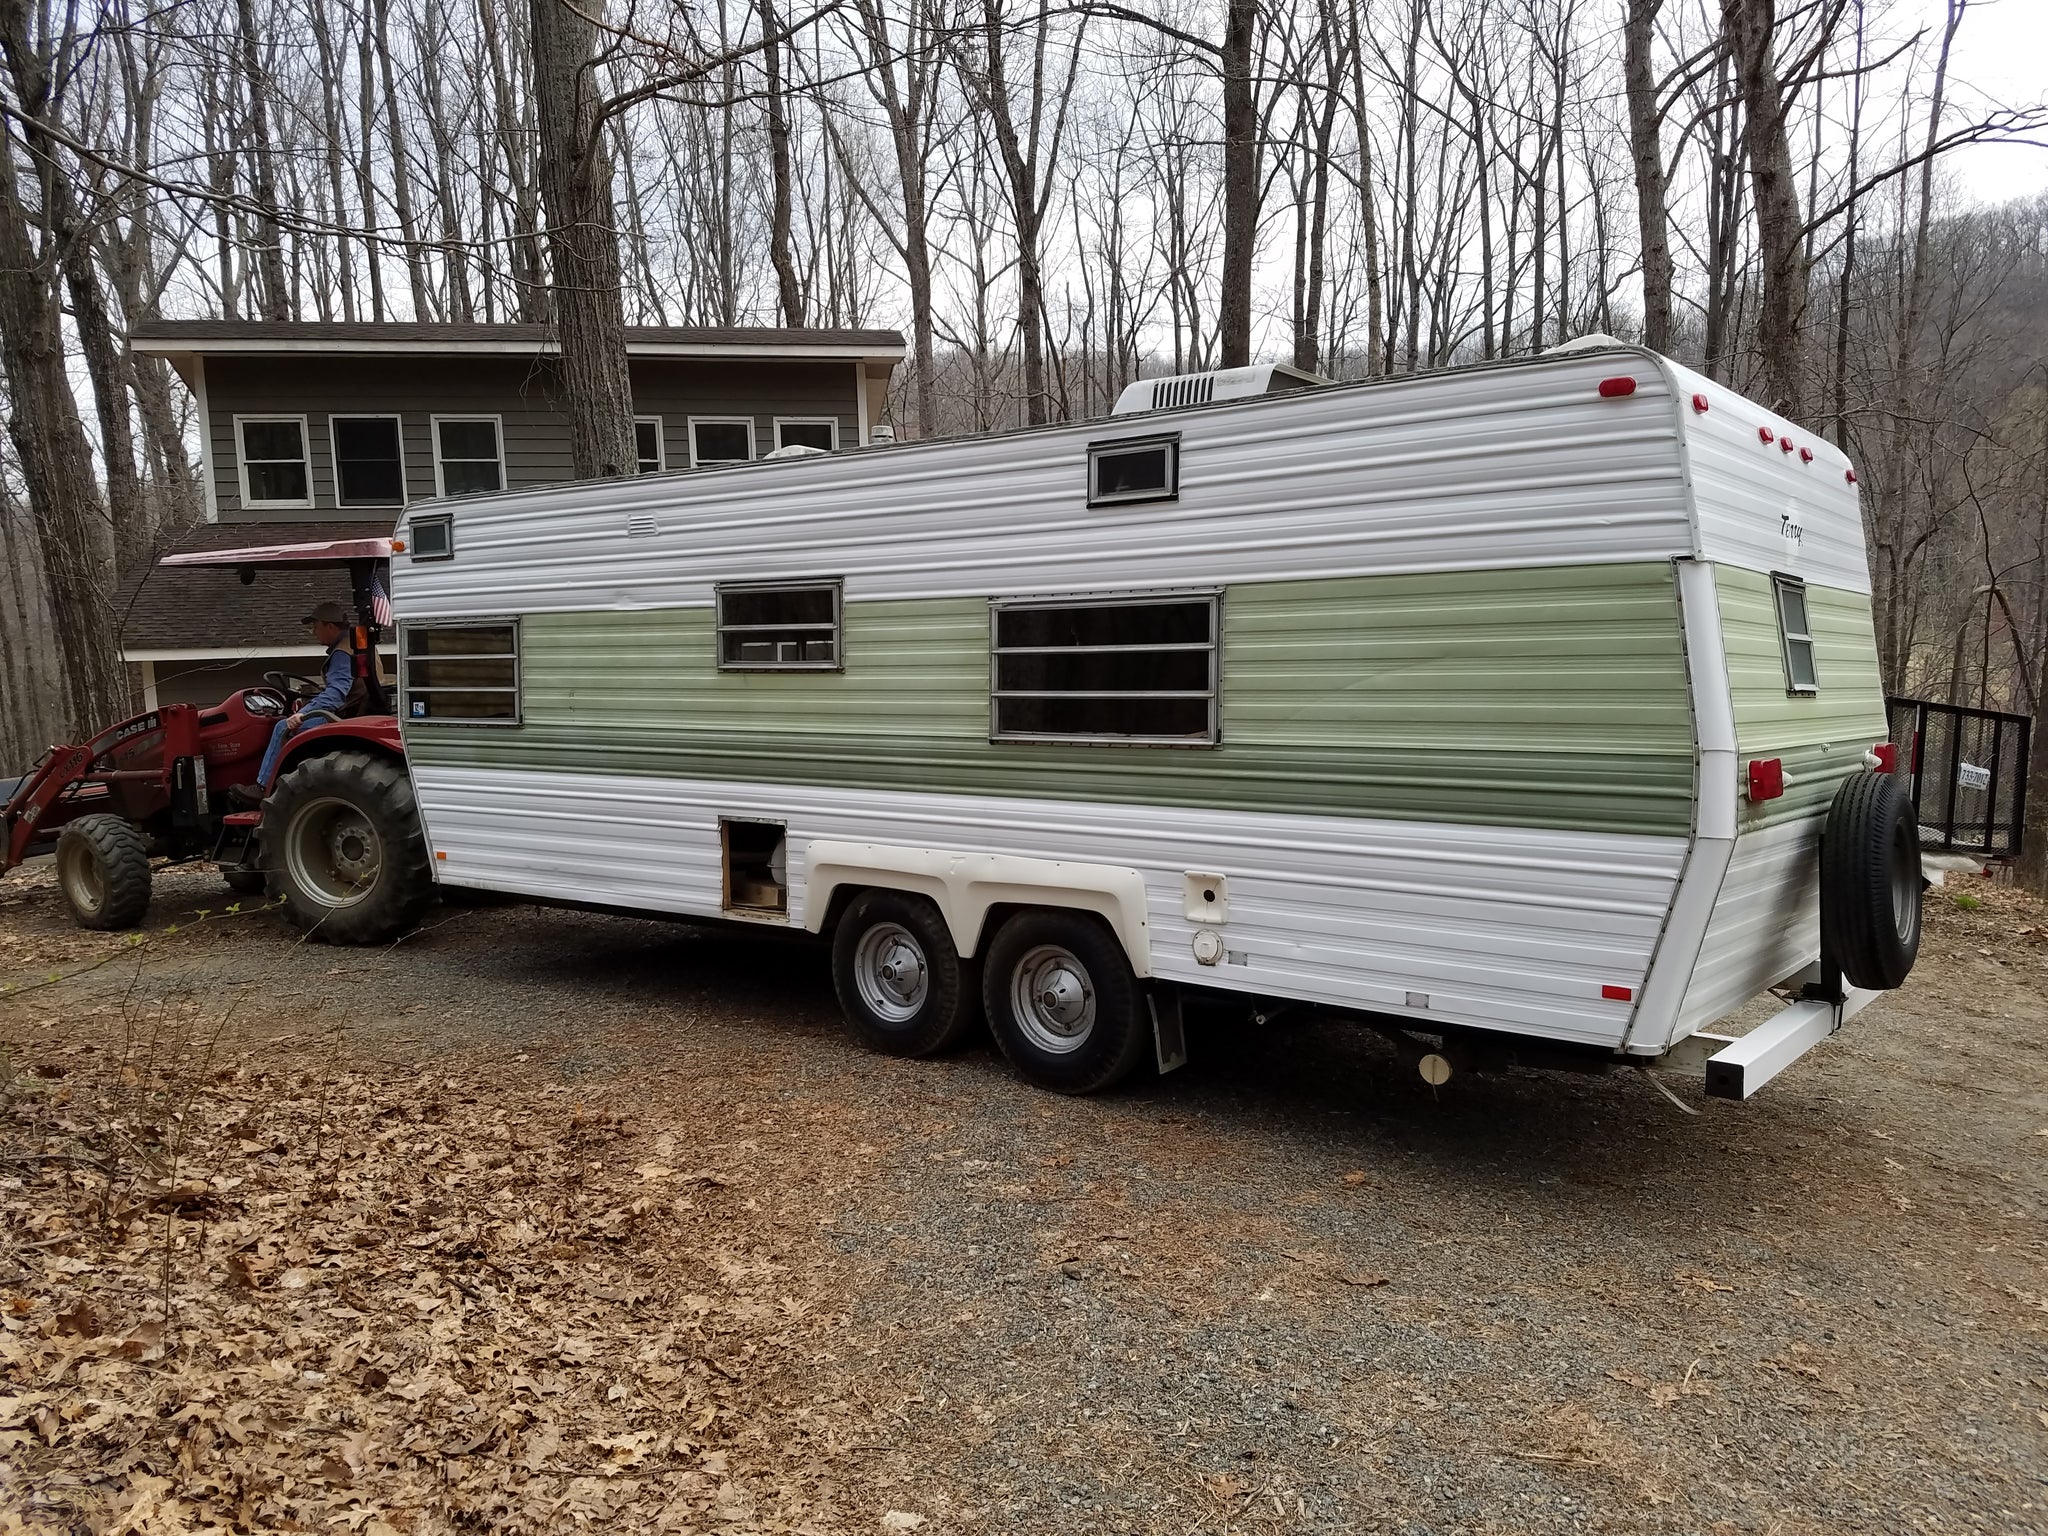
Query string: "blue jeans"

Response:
xmin=256 ymin=718 xmax=294 ymax=788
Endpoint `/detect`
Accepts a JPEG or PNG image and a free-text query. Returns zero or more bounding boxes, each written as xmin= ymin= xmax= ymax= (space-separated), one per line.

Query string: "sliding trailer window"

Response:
xmin=1087 ymin=433 xmax=1179 ymax=507
xmin=1772 ymin=574 xmax=1819 ymax=694
xmin=401 ymin=620 xmax=520 ymax=724
xmin=716 ymin=580 xmax=842 ymax=670
xmin=991 ymin=591 xmax=1219 ymax=744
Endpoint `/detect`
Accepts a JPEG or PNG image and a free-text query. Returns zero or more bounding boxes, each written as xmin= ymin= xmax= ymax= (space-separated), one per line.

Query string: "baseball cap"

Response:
xmin=301 ymin=600 xmax=351 ymax=625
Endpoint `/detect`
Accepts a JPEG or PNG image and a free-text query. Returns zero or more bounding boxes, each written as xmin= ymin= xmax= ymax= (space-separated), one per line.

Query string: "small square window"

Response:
xmin=409 ymin=514 xmax=453 ymax=561
xmin=775 ymin=419 xmax=837 ymax=453
xmin=1773 ymin=574 xmax=1819 ymax=694
xmin=434 ymin=417 xmax=503 ymax=496
xmin=332 ymin=416 xmax=405 ymax=506
xmin=635 ymin=418 xmax=664 ymax=474
xmin=716 ymin=581 xmax=841 ymax=670
xmin=1088 ymin=435 xmax=1179 ymax=507
xmin=238 ymin=417 xmax=312 ymax=507
xmin=692 ymin=419 xmax=754 ymax=466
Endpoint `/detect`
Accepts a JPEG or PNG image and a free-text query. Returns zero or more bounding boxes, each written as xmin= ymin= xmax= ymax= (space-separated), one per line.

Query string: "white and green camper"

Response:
xmin=387 ymin=340 xmax=1921 ymax=1099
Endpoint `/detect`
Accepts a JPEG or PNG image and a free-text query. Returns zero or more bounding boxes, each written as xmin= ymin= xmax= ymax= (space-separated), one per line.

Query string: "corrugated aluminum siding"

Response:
xmin=409 ymin=768 xmax=1686 ymax=1048
xmin=389 ymin=349 xmax=1697 ymax=618
xmin=1673 ymin=569 xmax=1888 ymax=1036
xmin=404 ymin=563 xmax=1695 ymax=836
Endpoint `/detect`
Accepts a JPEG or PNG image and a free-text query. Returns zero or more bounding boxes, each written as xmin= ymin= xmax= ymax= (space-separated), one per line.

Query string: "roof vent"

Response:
xmin=1111 ymin=362 xmax=1328 ymax=417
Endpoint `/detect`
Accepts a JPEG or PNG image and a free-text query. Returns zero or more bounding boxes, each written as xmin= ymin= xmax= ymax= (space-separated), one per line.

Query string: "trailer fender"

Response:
xmin=803 ymin=840 xmax=1152 ymax=977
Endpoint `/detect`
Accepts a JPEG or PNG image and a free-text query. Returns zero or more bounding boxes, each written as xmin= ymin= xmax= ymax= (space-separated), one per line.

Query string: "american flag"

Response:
xmin=368 ymin=571 xmax=394 ymax=627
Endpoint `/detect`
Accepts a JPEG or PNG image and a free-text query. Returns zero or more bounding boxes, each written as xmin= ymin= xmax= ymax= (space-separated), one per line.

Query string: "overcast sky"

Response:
xmin=1937 ymin=0 xmax=2048 ymax=203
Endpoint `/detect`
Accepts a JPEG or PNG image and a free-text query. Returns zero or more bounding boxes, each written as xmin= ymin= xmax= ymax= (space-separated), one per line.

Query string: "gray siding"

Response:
xmin=203 ymin=355 xmax=864 ymax=522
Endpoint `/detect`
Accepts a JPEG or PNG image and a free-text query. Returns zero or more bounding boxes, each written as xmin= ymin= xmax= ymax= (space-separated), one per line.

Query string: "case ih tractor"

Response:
xmin=0 ymin=539 xmax=433 ymax=943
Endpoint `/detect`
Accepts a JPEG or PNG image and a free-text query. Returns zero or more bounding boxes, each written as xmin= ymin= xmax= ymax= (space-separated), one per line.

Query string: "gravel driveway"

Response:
xmin=3 ymin=862 xmax=2044 ymax=1534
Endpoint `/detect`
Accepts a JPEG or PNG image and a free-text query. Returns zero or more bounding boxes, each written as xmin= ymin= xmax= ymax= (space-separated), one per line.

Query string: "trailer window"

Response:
xmin=1772 ymin=575 xmax=1819 ymax=694
xmin=1087 ymin=434 xmax=1179 ymax=507
xmin=991 ymin=593 xmax=1219 ymax=744
xmin=402 ymin=622 xmax=520 ymax=724
xmin=716 ymin=582 xmax=841 ymax=670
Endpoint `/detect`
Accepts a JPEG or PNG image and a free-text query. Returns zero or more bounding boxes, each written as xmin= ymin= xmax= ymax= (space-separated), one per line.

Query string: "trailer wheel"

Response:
xmin=264 ymin=750 xmax=433 ymax=944
xmin=54 ymin=814 xmax=152 ymax=931
xmin=832 ymin=890 xmax=978 ymax=1057
xmin=981 ymin=910 xmax=1148 ymax=1094
xmin=1820 ymin=771 xmax=1922 ymax=991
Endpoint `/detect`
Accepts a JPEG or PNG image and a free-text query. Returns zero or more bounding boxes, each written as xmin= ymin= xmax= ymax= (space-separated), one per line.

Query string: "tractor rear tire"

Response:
xmin=263 ymin=750 xmax=433 ymax=944
xmin=54 ymin=814 xmax=152 ymax=931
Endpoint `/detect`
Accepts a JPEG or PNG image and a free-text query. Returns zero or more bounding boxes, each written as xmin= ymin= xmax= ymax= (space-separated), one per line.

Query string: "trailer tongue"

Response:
xmin=1 ymin=537 xmax=432 ymax=942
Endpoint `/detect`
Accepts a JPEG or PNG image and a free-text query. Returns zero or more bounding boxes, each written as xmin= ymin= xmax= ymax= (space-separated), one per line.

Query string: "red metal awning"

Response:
xmin=159 ymin=537 xmax=392 ymax=568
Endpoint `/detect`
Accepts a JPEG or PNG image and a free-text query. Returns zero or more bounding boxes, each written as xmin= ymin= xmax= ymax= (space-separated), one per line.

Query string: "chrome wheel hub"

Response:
xmin=854 ymin=922 xmax=929 ymax=1024
xmin=1010 ymin=944 xmax=1096 ymax=1055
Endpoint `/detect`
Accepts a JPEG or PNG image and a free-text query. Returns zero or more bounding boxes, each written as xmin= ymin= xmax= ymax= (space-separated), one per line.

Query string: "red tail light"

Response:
xmin=1691 ymin=393 xmax=1710 ymax=413
xmin=1601 ymin=984 xmax=1634 ymax=1002
xmin=1747 ymin=759 xmax=1785 ymax=801
xmin=1872 ymin=743 xmax=1896 ymax=774
xmin=1599 ymin=376 xmax=1637 ymax=398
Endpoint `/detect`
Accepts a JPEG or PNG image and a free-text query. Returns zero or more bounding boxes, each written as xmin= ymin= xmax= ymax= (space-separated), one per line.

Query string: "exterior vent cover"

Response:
xmin=626 ymin=514 xmax=658 ymax=538
xmin=1111 ymin=362 xmax=1331 ymax=417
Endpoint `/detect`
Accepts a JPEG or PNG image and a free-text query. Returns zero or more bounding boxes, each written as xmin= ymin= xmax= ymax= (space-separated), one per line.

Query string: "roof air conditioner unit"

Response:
xmin=1110 ymin=362 xmax=1329 ymax=417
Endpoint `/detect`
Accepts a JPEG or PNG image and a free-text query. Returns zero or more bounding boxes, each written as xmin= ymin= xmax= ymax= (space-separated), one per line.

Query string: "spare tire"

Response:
xmin=1820 ymin=771 xmax=1921 ymax=990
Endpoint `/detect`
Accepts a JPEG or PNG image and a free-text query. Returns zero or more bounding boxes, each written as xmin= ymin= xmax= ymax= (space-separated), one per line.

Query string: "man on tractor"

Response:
xmin=231 ymin=600 xmax=354 ymax=806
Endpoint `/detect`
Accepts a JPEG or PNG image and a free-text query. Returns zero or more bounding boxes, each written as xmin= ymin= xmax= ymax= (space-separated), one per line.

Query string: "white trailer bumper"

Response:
xmin=1655 ymin=985 xmax=1884 ymax=1100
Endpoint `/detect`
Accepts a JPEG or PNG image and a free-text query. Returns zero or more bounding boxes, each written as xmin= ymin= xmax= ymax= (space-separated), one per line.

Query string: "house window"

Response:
xmin=433 ymin=416 xmax=504 ymax=495
xmin=991 ymin=592 xmax=1219 ymax=744
xmin=1773 ymin=575 xmax=1819 ymax=694
xmin=636 ymin=417 xmax=664 ymax=474
xmin=236 ymin=416 xmax=312 ymax=508
xmin=401 ymin=621 xmax=519 ymax=723
xmin=331 ymin=415 xmax=405 ymax=506
xmin=775 ymin=418 xmax=838 ymax=453
xmin=1088 ymin=434 xmax=1179 ymax=507
xmin=690 ymin=417 xmax=755 ymax=466
xmin=716 ymin=581 xmax=841 ymax=670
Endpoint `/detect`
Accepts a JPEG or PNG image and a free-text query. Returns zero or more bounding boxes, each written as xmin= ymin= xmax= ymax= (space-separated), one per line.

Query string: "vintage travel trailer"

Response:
xmin=386 ymin=341 xmax=1920 ymax=1099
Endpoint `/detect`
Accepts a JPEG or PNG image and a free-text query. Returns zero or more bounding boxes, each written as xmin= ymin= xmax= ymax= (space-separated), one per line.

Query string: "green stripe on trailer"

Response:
xmin=1716 ymin=567 xmax=1888 ymax=830
xmin=406 ymin=563 xmax=1698 ymax=836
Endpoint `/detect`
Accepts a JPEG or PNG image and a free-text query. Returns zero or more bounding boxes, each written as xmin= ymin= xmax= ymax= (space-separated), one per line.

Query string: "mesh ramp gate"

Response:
xmin=1885 ymin=697 xmax=2030 ymax=859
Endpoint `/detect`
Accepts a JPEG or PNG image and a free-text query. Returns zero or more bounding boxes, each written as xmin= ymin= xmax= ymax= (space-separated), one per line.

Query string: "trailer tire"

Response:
xmin=982 ymin=910 xmax=1148 ymax=1094
xmin=832 ymin=890 xmax=978 ymax=1057
xmin=54 ymin=814 xmax=152 ymax=931
xmin=1820 ymin=771 xmax=1922 ymax=991
xmin=264 ymin=750 xmax=433 ymax=944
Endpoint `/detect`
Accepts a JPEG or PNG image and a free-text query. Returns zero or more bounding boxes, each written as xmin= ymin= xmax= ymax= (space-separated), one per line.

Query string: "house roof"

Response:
xmin=122 ymin=520 xmax=395 ymax=656
xmin=129 ymin=319 xmax=906 ymax=369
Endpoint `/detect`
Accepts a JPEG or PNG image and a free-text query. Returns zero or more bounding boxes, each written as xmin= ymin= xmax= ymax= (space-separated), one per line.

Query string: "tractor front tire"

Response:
xmin=263 ymin=750 xmax=433 ymax=944
xmin=54 ymin=814 xmax=152 ymax=931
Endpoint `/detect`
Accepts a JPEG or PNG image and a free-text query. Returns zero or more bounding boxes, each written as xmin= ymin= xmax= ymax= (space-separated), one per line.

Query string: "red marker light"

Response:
xmin=1800 ymin=447 xmax=1814 ymax=463
xmin=1747 ymin=759 xmax=1785 ymax=801
xmin=1691 ymin=393 xmax=1710 ymax=413
xmin=1871 ymin=743 xmax=1897 ymax=773
xmin=1781 ymin=437 xmax=1796 ymax=453
xmin=1601 ymin=984 xmax=1634 ymax=1002
xmin=1845 ymin=468 xmax=1858 ymax=484
xmin=1598 ymin=376 xmax=1637 ymax=398
xmin=1758 ymin=427 xmax=1775 ymax=444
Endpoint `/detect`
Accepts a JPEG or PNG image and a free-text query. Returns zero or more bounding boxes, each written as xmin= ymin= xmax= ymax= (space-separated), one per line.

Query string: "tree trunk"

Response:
xmin=529 ymin=0 xmax=638 ymax=478
xmin=1722 ymin=0 xmax=1810 ymax=418
xmin=1623 ymin=0 xmax=1673 ymax=352
xmin=759 ymin=0 xmax=805 ymax=326
xmin=0 ymin=86 xmax=128 ymax=733
xmin=1216 ymin=0 xmax=1257 ymax=368
xmin=233 ymin=0 xmax=291 ymax=319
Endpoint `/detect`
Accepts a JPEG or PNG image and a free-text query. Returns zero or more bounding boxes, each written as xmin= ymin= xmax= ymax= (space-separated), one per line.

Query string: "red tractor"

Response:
xmin=0 ymin=539 xmax=434 ymax=943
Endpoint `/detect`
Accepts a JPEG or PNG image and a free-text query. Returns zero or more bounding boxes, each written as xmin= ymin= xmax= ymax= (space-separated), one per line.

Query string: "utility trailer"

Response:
xmin=385 ymin=340 xmax=1922 ymax=1099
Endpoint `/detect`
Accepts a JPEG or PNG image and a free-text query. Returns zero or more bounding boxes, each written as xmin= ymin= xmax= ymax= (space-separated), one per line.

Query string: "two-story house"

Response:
xmin=125 ymin=320 xmax=905 ymax=706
